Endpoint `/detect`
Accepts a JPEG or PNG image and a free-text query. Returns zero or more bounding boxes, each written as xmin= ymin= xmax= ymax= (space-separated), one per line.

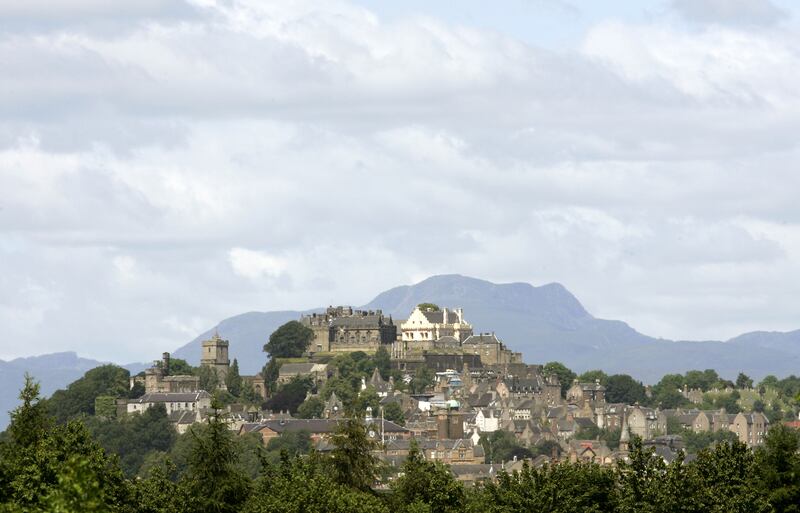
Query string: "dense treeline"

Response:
xmin=3 ymin=375 xmax=800 ymax=512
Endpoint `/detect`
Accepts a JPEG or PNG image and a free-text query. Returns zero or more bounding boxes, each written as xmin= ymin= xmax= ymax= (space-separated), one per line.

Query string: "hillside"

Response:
xmin=169 ymin=274 xmax=800 ymax=381
xmin=0 ymin=352 xmax=105 ymax=429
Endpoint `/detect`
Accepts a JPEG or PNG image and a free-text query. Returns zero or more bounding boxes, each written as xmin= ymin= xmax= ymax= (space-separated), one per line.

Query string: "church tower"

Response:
xmin=201 ymin=332 xmax=230 ymax=382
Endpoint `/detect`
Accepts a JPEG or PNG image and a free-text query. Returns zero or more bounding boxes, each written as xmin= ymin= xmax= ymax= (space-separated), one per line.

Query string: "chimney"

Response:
xmin=443 ymin=308 xmax=448 ymax=324
xmin=162 ymin=352 xmax=170 ymax=375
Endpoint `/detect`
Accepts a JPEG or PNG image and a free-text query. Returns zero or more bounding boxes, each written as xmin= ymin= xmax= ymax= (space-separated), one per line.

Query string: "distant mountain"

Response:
xmin=169 ymin=274 xmax=800 ymax=382
xmin=0 ymin=352 xmax=105 ymax=429
xmin=5 ymin=274 xmax=798 ymax=430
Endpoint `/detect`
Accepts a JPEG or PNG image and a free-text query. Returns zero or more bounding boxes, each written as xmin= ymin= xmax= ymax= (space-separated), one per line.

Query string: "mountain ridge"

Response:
xmin=4 ymin=274 xmax=799 ymax=429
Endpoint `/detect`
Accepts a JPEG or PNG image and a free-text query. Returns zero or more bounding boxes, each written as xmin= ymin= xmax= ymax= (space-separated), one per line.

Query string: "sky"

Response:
xmin=2 ymin=0 xmax=800 ymax=363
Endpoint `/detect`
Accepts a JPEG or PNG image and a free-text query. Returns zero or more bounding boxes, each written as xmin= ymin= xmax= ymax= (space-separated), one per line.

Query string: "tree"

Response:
xmin=391 ymin=440 xmax=465 ymax=513
xmin=262 ymin=359 xmax=281 ymax=396
xmin=264 ymin=377 xmax=313 ymax=414
xmin=263 ymin=321 xmax=313 ymax=358
xmin=329 ymin=416 xmax=379 ymax=490
xmin=296 ymin=396 xmax=325 ymax=419
xmin=480 ymin=430 xmax=531 ymax=464
xmin=226 ymin=359 xmax=243 ymax=397
xmin=650 ymin=373 xmax=689 ymax=409
xmin=7 ymin=374 xmax=51 ymax=449
xmin=374 ymin=346 xmax=391 ymax=380
xmin=85 ymin=403 xmax=176 ymax=476
xmin=737 ymin=372 xmax=754 ymax=390
xmin=692 ymin=440 xmax=771 ymax=512
xmin=242 ymin=453 xmax=388 ymax=513
xmin=410 ymin=366 xmax=435 ymax=394
xmin=543 ymin=362 xmax=576 ymax=398
xmin=417 ymin=303 xmax=440 ymax=311
xmin=577 ymin=370 xmax=608 ymax=385
xmin=605 ymin=374 xmax=647 ymax=404
xmin=164 ymin=358 xmax=195 ymax=376
xmin=45 ymin=365 xmax=130 ymax=423
xmin=383 ymin=402 xmax=406 ymax=426
xmin=197 ymin=365 xmax=220 ymax=392
xmin=467 ymin=460 xmax=615 ymax=513
xmin=183 ymin=401 xmax=251 ymax=513
xmin=755 ymin=424 xmax=800 ymax=512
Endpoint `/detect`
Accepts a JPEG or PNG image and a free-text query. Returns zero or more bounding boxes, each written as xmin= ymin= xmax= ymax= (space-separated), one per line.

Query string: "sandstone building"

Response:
xmin=300 ymin=306 xmax=397 ymax=354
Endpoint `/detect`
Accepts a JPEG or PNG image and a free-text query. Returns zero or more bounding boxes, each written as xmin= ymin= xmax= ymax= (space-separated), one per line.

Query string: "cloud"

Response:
xmin=229 ymin=248 xmax=287 ymax=280
xmin=1 ymin=0 xmax=800 ymax=363
xmin=670 ymin=0 xmax=788 ymax=26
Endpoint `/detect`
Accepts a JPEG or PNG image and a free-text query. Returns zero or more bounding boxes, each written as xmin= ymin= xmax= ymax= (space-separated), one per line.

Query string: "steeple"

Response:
xmin=619 ymin=410 xmax=631 ymax=454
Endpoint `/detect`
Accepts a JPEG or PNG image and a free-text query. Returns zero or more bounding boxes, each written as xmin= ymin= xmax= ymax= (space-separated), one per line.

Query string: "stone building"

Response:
xmin=400 ymin=306 xmax=473 ymax=350
xmin=143 ymin=352 xmax=200 ymax=394
xmin=462 ymin=333 xmax=522 ymax=366
xmin=201 ymin=332 xmax=230 ymax=382
xmin=731 ymin=412 xmax=769 ymax=447
xmin=127 ymin=391 xmax=212 ymax=417
xmin=566 ymin=380 xmax=606 ymax=408
xmin=300 ymin=306 xmax=397 ymax=354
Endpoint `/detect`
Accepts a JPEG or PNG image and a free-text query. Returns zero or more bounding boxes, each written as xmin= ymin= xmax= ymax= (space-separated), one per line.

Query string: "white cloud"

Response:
xmin=1 ymin=0 xmax=800 ymax=362
xmin=670 ymin=0 xmax=788 ymax=26
xmin=229 ymin=248 xmax=287 ymax=280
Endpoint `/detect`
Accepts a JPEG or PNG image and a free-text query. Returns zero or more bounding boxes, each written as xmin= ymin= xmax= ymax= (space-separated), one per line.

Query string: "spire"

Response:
xmin=619 ymin=410 xmax=630 ymax=453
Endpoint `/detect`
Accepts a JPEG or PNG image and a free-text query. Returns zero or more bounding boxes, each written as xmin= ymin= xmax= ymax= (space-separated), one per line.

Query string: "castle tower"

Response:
xmin=201 ymin=332 xmax=230 ymax=382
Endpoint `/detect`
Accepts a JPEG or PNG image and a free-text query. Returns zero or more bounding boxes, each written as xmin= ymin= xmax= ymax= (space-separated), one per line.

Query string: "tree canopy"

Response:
xmin=263 ymin=321 xmax=314 ymax=358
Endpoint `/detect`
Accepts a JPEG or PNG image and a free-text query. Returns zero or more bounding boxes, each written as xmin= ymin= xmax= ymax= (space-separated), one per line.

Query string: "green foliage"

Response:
xmin=242 ymin=455 xmax=388 ymax=513
xmin=84 ymin=404 xmax=176 ymax=476
xmin=264 ymin=377 xmax=313 ymax=414
xmin=417 ymin=303 xmax=440 ymax=312
xmin=262 ymin=359 xmax=281 ymax=396
xmin=691 ymin=440 xmax=771 ymax=513
xmin=383 ymin=402 xmax=406 ymax=426
xmin=605 ymin=374 xmax=647 ymax=405
xmin=94 ymin=396 xmax=117 ymax=419
xmin=329 ymin=416 xmax=379 ymax=491
xmin=263 ymin=431 xmax=312 ymax=465
xmin=182 ymin=403 xmax=251 ymax=513
xmin=681 ymin=428 xmax=738 ymax=453
xmin=615 ymin=437 xmax=694 ymax=512
xmin=479 ymin=431 xmax=532 ymax=464
xmin=543 ymin=361 xmax=576 ymax=398
xmin=755 ymin=424 xmax=800 ymax=512
xmin=197 ymin=365 xmax=220 ymax=392
xmin=374 ymin=346 xmax=391 ymax=380
xmin=737 ymin=372 xmax=754 ymax=390
xmin=577 ymin=370 xmax=608 ymax=385
xmin=467 ymin=460 xmax=616 ymax=513
xmin=296 ymin=396 xmax=325 ymax=419
xmin=226 ymin=359 xmax=243 ymax=397
xmin=355 ymin=387 xmax=380 ymax=414
xmin=264 ymin=321 xmax=314 ymax=358
xmin=166 ymin=358 xmax=195 ymax=376
xmin=45 ymin=365 xmax=130 ymax=424
xmin=409 ymin=366 xmax=434 ymax=394
xmin=6 ymin=374 xmax=51 ymax=449
xmin=650 ymin=373 xmax=691 ymax=409
xmin=702 ymin=390 xmax=742 ymax=414
xmin=391 ymin=441 xmax=464 ymax=513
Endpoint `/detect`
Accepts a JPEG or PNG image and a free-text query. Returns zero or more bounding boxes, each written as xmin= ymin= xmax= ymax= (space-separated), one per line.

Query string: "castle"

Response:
xmin=139 ymin=332 xmax=266 ymax=399
xmin=299 ymin=304 xmax=521 ymax=369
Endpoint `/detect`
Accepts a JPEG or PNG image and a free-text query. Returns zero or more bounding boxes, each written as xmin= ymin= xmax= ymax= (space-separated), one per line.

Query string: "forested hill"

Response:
xmin=0 ymin=352 xmax=103 ymax=430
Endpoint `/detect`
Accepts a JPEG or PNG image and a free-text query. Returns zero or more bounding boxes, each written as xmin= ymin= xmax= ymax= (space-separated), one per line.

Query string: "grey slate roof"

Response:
xmin=254 ymin=418 xmax=408 ymax=434
xmin=132 ymin=391 xmax=211 ymax=403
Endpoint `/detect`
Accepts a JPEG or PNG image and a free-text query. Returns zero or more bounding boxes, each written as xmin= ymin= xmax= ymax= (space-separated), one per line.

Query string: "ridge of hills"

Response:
xmin=172 ymin=274 xmax=799 ymax=382
xmin=3 ymin=274 xmax=799 ymax=429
